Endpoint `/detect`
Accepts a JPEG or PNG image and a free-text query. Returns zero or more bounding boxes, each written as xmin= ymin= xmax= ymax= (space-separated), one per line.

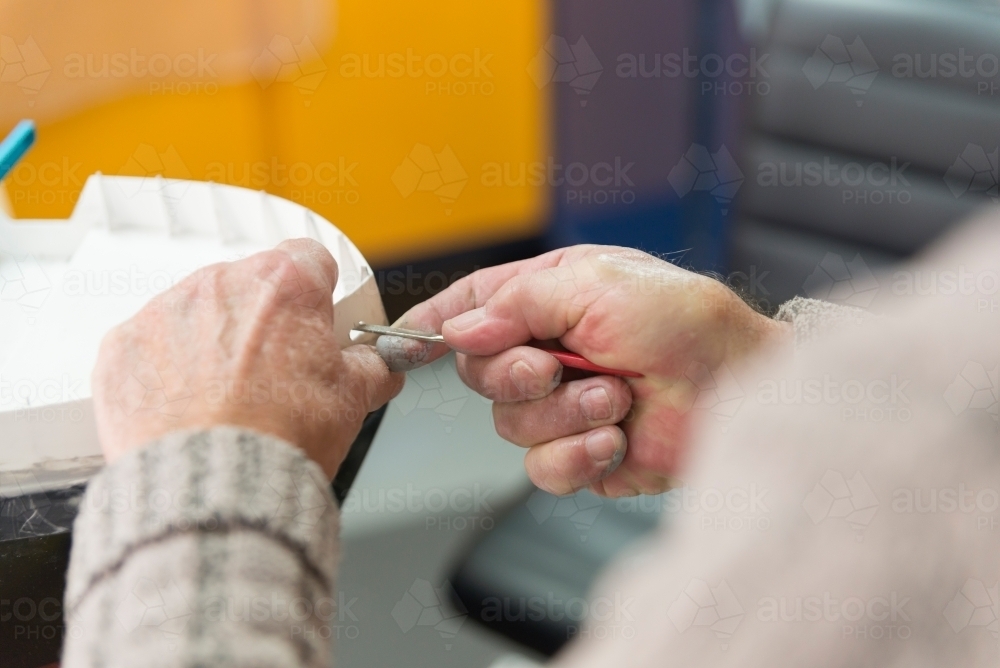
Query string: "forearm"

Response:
xmin=62 ymin=426 xmax=340 ymax=668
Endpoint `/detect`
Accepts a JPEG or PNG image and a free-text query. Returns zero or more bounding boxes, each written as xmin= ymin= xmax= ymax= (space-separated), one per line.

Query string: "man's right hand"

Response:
xmin=382 ymin=245 xmax=792 ymax=497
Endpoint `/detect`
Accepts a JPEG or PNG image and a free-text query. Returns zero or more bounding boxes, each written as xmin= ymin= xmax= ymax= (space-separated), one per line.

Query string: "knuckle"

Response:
xmin=479 ymin=371 xmax=507 ymax=400
xmin=96 ymin=325 xmax=123 ymax=361
xmin=527 ymin=453 xmax=578 ymax=496
xmin=310 ymin=242 xmax=338 ymax=273
xmin=263 ymin=249 xmax=299 ymax=278
xmin=492 ymin=404 xmax=520 ymax=443
xmin=501 ymin=275 xmax=531 ymax=304
xmin=174 ymin=263 xmax=224 ymax=309
xmin=462 ymin=357 xmax=506 ymax=400
xmin=455 ymin=355 xmax=483 ymax=392
xmin=610 ymin=379 xmax=634 ymax=417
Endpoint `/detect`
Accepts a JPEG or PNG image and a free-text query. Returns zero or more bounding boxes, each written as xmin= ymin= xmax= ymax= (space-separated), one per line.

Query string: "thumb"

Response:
xmin=442 ymin=261 xmax=602 ymax=356
xmin=341 ymin=344 xmax=405 ymax=413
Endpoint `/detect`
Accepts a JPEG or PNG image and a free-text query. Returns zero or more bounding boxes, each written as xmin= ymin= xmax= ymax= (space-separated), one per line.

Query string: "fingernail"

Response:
xmin=376 ymin=336 xmax=433 ymax=373
xmin=510 ymin=360 xmax=546 ymax=398
xmin=585 ymin=430 xmax=624 ymax=475
xmin=446 ymin=307 xmax=485 ymax=331
xmin=580 ymin=387 xmax=613 ymax=421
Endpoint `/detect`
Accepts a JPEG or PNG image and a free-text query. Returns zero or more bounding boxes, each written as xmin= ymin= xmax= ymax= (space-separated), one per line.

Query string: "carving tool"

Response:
xmin=353 ymin=322 xmax=643 ymax=378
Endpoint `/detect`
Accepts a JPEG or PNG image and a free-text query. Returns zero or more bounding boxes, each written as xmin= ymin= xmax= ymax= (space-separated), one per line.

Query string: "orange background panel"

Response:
xmin=2 ymin=0 xmax=550 ymax=265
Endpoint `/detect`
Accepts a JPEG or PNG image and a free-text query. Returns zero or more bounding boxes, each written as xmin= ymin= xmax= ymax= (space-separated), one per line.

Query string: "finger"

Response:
xmin=442 ymin=261 xmax=604 ymax=357
xmin=455 ymin=347 xmax=563 ymax=401
xmin=248 ymin=239 xmax=339 ymax=319
xmin=340 ymin=344 xmax=406 ymax=415
xmin=379 ymin=246 xmax=597 ymax=371
xmin=523 ymin=425 xmax=627 ymax=496
xmin=493 ymin=376 xmax=632 ymax=447
xmin=589 ymin=466 xmax=677 ymax=499
xmin=275 ymin=237 xmax=339 ymax=290
xmin=376 ymin=335 xmax=449 ymax=374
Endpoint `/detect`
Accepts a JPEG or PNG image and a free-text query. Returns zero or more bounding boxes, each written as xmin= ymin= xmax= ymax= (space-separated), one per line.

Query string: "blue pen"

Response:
xmin=0 ymin=120 xmax=36 ymax=181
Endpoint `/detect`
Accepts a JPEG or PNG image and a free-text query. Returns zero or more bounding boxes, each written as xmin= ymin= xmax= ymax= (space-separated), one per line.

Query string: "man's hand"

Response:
xmin=383 ymin=245 xmax=791 ymax=497
xmin=91 ymin=239 xmax=403 ymax=479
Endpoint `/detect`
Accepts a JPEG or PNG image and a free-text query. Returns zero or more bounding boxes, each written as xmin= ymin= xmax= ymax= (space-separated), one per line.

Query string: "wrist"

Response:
xmin=722 ymin=292 xmax=795 ymax=363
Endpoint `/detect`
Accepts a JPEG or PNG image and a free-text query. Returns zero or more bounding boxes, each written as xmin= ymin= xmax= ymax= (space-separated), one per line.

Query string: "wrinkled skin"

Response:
xmin=91 ymin=239 xmax=403 ymax=479
xmin=384 ymin=245 xmax=792 ymax=497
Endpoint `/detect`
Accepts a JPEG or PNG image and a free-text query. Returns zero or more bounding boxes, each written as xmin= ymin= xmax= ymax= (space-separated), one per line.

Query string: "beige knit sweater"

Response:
xmin=62 ymin=215 xmax=1000 ymax=667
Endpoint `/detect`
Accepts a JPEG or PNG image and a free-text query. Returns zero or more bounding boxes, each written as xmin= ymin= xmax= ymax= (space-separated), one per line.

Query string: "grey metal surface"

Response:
xmin=731 ymin=0 xmax=1000 ymax=299
xmin=731 ymin=217 xmax=898 ymax=307
xmin=754 ymin=51 xmax=1000 ymax=175
xmin=738 ymin=136 xmax=981 ymax=254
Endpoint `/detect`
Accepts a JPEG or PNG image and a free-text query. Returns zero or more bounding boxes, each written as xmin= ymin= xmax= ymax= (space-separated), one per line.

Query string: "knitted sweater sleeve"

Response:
xmin=774 ymin=296 xmax=873 ymax=349
xmin=61 ymin=426 xmax=339 ymax=668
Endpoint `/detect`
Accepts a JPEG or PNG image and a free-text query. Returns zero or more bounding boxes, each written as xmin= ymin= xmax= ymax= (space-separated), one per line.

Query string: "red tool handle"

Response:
xmin=542 ymin=349 xmax=643 ymax=378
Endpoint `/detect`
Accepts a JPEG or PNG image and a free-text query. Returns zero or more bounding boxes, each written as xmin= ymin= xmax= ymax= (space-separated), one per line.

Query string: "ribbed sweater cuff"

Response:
xmin=774 ymin=296 xmax=871 ymax=350
xmin=65 ymin=426 xmax=338 ymax=612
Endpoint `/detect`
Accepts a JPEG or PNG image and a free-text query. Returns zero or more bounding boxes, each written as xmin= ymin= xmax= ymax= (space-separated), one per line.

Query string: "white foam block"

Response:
xmin=0 ymin=176 xmax=386 ymax=482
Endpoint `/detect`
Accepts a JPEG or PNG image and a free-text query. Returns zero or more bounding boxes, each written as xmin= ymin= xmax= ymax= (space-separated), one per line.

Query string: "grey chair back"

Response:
xmin=732 ymin=0 xmax=1000 ymax=307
